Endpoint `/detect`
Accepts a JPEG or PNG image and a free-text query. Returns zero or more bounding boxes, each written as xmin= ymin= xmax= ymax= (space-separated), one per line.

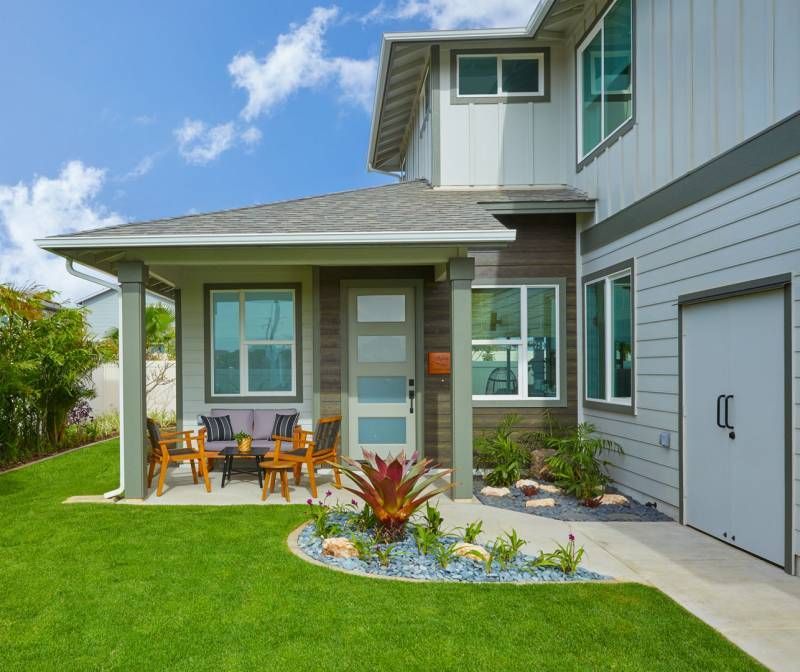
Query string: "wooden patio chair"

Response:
xmin=263 ymin=415 xmax=342 ymax=499
xmin=146 ymin=418 xmax=211 ymax=497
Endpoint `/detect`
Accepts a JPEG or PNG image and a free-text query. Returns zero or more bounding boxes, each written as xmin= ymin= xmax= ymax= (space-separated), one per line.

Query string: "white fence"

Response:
xmin=89 ymin=361 xmax=176 ymax=415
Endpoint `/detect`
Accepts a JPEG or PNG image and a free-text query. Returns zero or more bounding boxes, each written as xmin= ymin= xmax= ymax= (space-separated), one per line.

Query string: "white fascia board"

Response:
xmin=36 ymin=229 xmax=517 ymax=249
xmin=526 ymin=0 xmax=559 ymax=36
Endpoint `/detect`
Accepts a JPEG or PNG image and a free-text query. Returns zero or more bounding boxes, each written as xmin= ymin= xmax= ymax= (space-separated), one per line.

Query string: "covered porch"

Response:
xmin=38 ymin=182 xmax=519 ymax=502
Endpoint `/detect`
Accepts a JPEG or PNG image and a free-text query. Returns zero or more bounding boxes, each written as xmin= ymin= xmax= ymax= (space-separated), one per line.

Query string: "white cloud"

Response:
xmin=0 ymin=161 xmax=123 ymax=301
xmin=241 ymin=126 xmax=263 ymax=146
xmin=388 ymin=0 xmax=536 ymax=29
xmin=174 ymin=119 xmax=237 ymax=165
xmin=173 ymin=119 xmax=263 ymax=165
xmin=229 ymin=6 xmax=376 ymax=120
xmin=119 ymin=152 xmax=162 ymax=181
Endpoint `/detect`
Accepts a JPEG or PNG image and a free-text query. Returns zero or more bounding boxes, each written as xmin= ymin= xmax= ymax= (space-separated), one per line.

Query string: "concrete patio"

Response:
xmin=120 ymin=463 xmax=800 ymax=672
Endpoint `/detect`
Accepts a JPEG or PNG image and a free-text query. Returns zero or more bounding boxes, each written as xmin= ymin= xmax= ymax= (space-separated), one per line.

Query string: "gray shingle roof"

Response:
xmin=51 ymin=180 xmax=591 ymax=241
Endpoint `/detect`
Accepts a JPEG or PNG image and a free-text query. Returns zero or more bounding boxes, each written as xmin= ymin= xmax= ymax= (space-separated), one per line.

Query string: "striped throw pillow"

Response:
xmin=200 ymin=414 xmax=234 ymax=442
xmin=271 ymin=412 xmax=299 ymax=439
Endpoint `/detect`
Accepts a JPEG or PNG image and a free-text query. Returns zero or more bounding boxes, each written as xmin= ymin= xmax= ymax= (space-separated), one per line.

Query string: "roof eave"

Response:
xmin=36 ymin=229 xmax=517 ymax=250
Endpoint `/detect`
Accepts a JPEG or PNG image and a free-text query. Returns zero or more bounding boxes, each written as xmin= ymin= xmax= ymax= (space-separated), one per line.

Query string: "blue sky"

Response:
xmin=0 ymin=0 xmax=534 ymax=300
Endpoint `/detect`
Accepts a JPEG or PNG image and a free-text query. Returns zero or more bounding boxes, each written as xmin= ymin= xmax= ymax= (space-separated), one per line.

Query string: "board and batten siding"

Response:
xmin=580 ymin=154 xmax=800 ymax=529
xmin=176 ymin=266 xmax=314 ymax=430
xmin=567 ymin=0 xmax=800 ymax=222
xmin=402 ymin=84 xmax=433 ymax=183
xmin=437 ymin=39 xmax=569 ymax=187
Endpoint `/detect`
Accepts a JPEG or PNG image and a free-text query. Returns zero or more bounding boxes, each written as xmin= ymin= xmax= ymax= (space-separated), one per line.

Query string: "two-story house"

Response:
xmin=38 ymin=0 xmax=800 ymax=574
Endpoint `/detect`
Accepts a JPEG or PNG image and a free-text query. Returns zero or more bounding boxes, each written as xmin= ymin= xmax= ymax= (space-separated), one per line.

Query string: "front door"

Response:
xmin=347 ymin=286 xmax=416 ymax=460
xmin=683 ymin=288 xmax=785 ymax=566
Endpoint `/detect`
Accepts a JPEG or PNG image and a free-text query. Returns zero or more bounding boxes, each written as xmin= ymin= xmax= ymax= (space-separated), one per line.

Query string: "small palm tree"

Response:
xmin=0 ymin=284 xmax=54 ymax=320
xmin=105 ymin=303 xmax=175 ymax=358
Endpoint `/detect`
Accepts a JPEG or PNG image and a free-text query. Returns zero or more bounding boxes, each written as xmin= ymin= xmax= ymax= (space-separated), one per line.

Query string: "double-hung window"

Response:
xmin=583 ymin=263 xmax=634 ymax=410
xmin=471 ymin=284 xmax=561 ymax=401
xmin=208 ymin=287 xmax=300 ymax=400
xmin=577 ymin=0 xmax=633 ymax=161
xmin=456 ymin=52 xmax=546 ymax=99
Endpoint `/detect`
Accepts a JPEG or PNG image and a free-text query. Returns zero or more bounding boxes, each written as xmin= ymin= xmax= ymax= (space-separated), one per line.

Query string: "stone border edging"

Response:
xmin=286 ymin=523 xmax=620 ymax=585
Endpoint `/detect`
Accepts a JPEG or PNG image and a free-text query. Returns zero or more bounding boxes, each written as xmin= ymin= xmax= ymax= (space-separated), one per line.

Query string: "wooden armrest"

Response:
xmin=160 ymin=429 xmax=192 ymax=440
xmin=158 ymin=437 xmax=190 ymax=448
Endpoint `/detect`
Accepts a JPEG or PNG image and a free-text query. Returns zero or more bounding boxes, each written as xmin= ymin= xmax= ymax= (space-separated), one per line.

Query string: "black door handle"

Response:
xmin=724 ymin=394 xmax=734 ymax=430
xmin=716 ymin=394 xmax=725 ymax=428
xmin=409 ymin=389 xmax=415 ymax=414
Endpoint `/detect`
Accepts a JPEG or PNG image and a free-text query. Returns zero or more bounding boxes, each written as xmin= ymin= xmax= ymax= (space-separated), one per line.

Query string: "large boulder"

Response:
xmin=453 ymin=542 xmax=490 ymax=562
xmin=322 ymin=537 xmax=359 ymax=559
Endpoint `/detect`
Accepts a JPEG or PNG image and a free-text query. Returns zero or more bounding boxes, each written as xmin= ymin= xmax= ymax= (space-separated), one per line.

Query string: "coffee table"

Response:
xmin=219 ymin=446 xmax=270 ymax=488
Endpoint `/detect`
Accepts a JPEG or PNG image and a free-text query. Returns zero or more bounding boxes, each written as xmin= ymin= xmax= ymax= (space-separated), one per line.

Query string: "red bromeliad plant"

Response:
xmin=336 ymin=450 xmax=452 ymax=541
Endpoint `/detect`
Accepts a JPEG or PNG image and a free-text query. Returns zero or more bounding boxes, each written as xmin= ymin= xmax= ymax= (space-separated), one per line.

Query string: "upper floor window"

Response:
xmin=583 ymin=262 xmax=634 ymax=412
xmin=457 ymin=53 xmax=544 ymax=98
xmin=577 ymin=0 xmax=633 ymax=161
xmin=471 ymin=284 xmax=560 ymax=401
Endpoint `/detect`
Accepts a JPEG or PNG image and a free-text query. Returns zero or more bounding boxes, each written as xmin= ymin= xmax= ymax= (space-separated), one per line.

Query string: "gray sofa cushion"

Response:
xmin=204 ymin=440 xmax=235 ymax=453
xmin=253 ymin=408 xmax=298 ymax=439
xmin=211 ymin=409 xmax=253 ymax=436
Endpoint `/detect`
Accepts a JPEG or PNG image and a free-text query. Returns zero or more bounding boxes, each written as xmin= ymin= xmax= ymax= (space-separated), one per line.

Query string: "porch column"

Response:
xmin=118 ymin=261 xmax=148 ymax=499
xmin=448 ymin=257 xmax=474 ymax=500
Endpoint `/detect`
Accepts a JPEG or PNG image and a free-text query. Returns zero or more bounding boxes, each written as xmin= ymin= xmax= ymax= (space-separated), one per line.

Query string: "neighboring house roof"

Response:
xmin=37 ymin=181 xmax=593 ymax=250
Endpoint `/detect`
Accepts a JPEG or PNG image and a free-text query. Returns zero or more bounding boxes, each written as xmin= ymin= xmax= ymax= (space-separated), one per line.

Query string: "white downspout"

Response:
xmin=66 ymin=260 xmax=125 ymax=500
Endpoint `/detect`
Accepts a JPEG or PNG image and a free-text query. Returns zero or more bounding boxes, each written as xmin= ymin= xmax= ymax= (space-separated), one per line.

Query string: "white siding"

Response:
xmin=580 ymin=155 xmax=800 ymax=544
xmin=438 ymin=39 xmax=569 ymax=187
xmin=177 ymin=266 xmax=314 ymax=431
xmin=568 ymin=0 xmax=800 ymax=221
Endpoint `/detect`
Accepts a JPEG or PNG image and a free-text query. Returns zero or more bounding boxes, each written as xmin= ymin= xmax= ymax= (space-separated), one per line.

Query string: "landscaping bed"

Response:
xmin=295 ymin=511 xmax=607 ymax=583
xmin=474 ymin=477 xmax=673 ymax=522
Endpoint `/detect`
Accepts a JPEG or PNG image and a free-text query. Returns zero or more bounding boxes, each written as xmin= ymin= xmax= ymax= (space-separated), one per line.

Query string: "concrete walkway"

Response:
xmin=122 ymin=465 xmax=799 ymax=671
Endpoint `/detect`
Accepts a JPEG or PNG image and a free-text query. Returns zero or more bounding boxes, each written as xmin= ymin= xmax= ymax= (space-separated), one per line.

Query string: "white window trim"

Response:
xmin=584 ymin=270 xmax=632 ymax=405
xmin=576 ymin=0 xmax=634 ymax=162
xmin=210 ymin=288 xmax=297 ymax=398
xmin=472 ymin=284 xmax=560 ymax=402
xmin=456 ymin=53 xmax=545 ymax=99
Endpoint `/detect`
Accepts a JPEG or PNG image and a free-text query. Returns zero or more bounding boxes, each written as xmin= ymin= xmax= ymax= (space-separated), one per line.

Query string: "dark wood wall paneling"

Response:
xmin=470 ymin=214 xmax=579 ymax=435
xmin=318 ymin=214 xmax=577 ymax=464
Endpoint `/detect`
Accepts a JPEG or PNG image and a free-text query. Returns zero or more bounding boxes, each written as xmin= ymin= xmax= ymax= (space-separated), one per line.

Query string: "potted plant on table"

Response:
xmin=234 ymin=431 xmax=253 ymax=454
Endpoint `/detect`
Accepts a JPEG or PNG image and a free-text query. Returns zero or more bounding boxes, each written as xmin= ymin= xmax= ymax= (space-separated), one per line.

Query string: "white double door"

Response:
xmin=347 ymin=286 xmax=416 ymax=460
xmin=683 ymin=288 xmax=785 ymax=566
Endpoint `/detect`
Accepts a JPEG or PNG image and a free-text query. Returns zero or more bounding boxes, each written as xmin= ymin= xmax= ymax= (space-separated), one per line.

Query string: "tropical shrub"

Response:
xmin=475 ymin=414 xmax=530 ymax=486
xmin=336 ymin=450 xmax=452 ymax=541
xmin=492 ymin=529 xmax=527 ymax=569
xmin=544 ymin=423 xmax=622 ymax=505
xmin=529 ymin=533 xmax=586 ymax=575
xmin=412 ymin=525 xmax=441 ymax=555
xmin=461 ymin=520 xmax=483 ymax=544
xmin=420 ymin=502 xmax=444 ymax=535
xmin=0 ymin=286 xmax=112 ymax=466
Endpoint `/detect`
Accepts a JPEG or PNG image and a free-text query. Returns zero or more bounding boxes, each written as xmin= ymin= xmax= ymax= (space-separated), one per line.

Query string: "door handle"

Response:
xmin=716 ymin=394 xmax=725 ymax=428
xmin=724 ymin=394 xmax=735 ymax=437
xmin=409 ymin=389 xmax=415 ymax=414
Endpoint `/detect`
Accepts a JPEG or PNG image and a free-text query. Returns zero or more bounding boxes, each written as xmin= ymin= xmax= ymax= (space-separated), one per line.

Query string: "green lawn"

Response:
xmin=0 ymin=440 xmax=762 ymax=672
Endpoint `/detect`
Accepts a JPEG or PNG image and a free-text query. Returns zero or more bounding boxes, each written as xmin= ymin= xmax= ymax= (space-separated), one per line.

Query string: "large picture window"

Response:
xmin=471 ymin=284 xmax=560 ymax=401
xmin=208 ymin=287 xmax=299 ymax=399
xmin=583 ymin=263 xmax=634 ymax=410
xmin=577 ymin=0 xmax=633 ymax=161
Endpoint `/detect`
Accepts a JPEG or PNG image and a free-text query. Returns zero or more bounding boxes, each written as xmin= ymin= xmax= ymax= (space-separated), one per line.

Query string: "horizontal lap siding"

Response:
xmin=582 ymin=155 xmax=800 ymax=527
xmin=177 ymin=266 xmax=314 ymax=430
xmin=471 ymin=214 xmax=578 ymax=435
